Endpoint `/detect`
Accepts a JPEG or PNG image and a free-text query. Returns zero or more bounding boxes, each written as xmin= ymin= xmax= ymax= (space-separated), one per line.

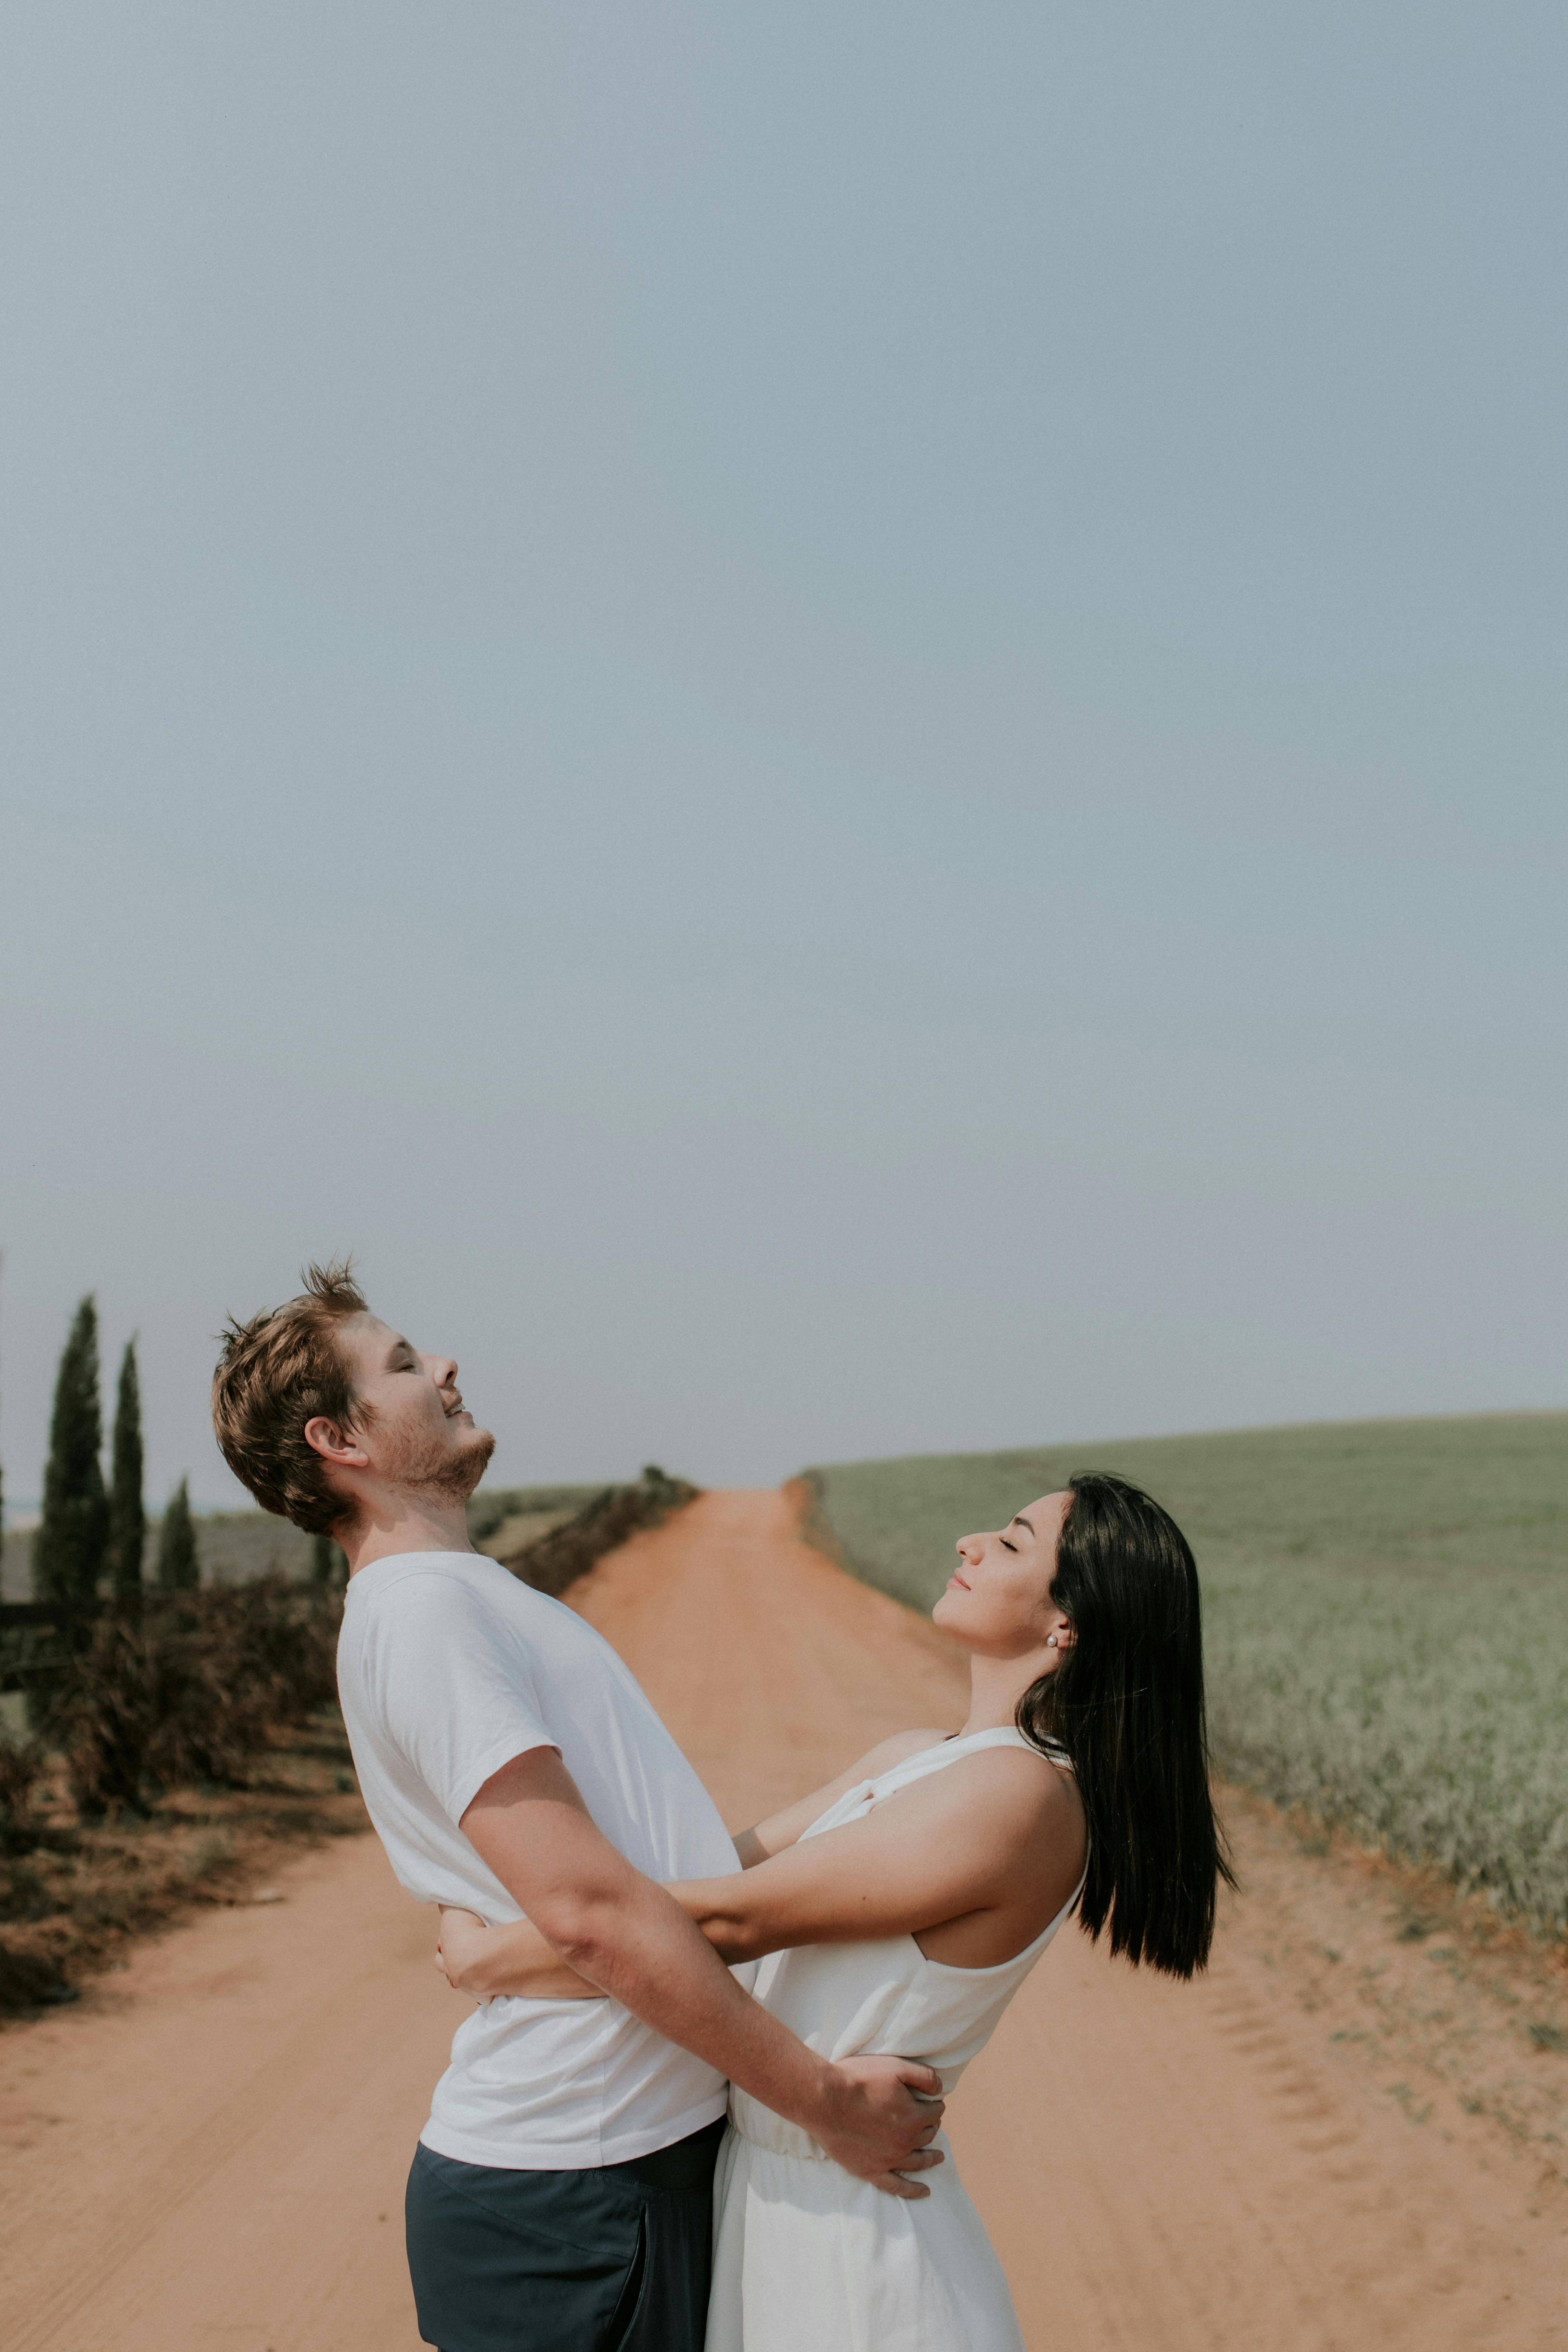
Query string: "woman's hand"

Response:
xmin=434 ymin=1904 xmax=606 ymax=2001
xmin=434 ymin=1906 xmax=496 ymax=1995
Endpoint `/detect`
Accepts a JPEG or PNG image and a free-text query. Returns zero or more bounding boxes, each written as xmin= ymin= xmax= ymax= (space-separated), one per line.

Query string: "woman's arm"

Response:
xmin=732 ymin=1728 xmax=954 ymax=1866
xmin=432 ymin=1730 xmax=949 ymax=1993
xmin=435 ymin=1737 xmax=1076 ymax=1999
xmin=431 ymin=1733 xmax=952 ymax=2000
xmin=684 ymin=1746 xmax=1085 ymax=1968
xmin=436 ymin=1906 xmax=604 ymax=2000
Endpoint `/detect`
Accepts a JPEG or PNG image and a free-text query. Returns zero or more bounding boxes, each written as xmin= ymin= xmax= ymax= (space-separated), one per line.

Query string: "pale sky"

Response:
xmin=3 ymin=5 xmax=1564 ymax=1508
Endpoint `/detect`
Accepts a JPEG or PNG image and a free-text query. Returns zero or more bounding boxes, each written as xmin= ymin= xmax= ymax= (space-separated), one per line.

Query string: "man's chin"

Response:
xmin=452 ymin=1426 xmax=497 ymax=1497
xmin=417 ymin=1426 xmax=497 ymax=1507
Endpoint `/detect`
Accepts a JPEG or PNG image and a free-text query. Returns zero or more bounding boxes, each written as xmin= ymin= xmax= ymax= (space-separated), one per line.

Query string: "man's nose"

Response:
xmin=428 ymin=1355 xmax=458 ymax=1386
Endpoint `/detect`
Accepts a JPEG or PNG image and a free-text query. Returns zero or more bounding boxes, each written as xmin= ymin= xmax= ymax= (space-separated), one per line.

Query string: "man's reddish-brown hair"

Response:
xmin=211 ymin=1260 xmax=372 ymax=1534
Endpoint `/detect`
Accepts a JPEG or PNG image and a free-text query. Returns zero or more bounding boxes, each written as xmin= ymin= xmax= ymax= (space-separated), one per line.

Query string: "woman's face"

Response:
xmin=933 ymin=1490 xmax=1075 ymax=1661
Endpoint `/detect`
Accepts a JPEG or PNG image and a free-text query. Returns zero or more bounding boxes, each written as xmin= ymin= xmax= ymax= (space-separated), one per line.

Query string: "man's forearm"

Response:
xmin=553 ymin=1876 xmax=840 ymax=2132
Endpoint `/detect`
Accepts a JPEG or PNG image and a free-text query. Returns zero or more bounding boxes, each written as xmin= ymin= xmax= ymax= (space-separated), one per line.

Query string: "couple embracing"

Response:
xmin=212 ymin=1265 xmax=1230 ymax=2352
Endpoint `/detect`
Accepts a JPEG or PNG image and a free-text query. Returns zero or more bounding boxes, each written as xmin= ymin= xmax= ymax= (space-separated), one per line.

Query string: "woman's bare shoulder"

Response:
xmin=892 ymin=1736 xmax=1083 ymax=1838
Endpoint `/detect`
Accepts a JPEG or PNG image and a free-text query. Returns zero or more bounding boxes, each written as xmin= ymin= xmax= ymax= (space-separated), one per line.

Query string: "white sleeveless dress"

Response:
xmin=706 ymin=1726 xmax=1084 ymax=2352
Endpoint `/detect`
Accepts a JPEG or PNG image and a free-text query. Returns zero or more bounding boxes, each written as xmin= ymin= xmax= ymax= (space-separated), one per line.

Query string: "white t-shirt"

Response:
xmin=337 ymin=1549 xmax=744 ymax=2169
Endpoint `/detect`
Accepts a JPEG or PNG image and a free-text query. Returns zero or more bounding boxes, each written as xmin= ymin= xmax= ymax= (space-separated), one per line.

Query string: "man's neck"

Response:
xmin=341 ymin=1494 xmax=477 ymax=1576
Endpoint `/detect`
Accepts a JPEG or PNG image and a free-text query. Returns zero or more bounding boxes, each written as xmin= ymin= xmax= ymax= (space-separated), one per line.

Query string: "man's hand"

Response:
xmin=816 ymin=2055 xmax=946 ymax=2198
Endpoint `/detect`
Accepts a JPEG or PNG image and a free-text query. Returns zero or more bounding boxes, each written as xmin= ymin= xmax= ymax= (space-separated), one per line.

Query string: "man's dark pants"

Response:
xmin=405 ymin=2117 xmax=725 ymax=2352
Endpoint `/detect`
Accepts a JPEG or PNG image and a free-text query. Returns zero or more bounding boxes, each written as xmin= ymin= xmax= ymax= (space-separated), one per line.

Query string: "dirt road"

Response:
xmin=3 ymin=1488 xmax=1563 ymax=2349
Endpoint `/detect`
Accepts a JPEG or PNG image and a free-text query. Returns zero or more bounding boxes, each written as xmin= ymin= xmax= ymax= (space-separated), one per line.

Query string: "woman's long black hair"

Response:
xmin=1017 ymin=1471 xmax=1234 ymax=1978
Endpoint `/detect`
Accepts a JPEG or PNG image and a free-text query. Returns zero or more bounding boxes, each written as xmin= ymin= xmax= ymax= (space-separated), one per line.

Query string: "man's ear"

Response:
xmin=303 ymin=1416 xmax=372 ymax=1472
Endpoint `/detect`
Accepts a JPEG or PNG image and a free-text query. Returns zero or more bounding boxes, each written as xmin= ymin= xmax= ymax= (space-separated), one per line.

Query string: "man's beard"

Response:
xmin=381 ymin=1417 xmax=496 ymax=1507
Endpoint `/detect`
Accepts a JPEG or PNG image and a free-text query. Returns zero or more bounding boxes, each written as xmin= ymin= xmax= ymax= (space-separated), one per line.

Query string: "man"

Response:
xmin=212 ymin=1264 xmax=942 ymax=2352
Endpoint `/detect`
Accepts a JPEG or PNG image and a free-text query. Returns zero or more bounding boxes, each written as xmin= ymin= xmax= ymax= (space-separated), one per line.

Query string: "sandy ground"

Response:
xmin=3 ymin=1487 xmax=1564 ymax=2350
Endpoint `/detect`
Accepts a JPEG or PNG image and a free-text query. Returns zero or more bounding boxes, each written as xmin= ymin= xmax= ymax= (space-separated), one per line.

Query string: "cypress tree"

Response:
xmin=155 ymin=1477 xmax=200 ymax=1592
xmin=309 ymin=1531 xmax=345 ymax=1591
xmin=109 ymin=1341 xmax=146 ymax=1611
xmin=33 ymin=1297 xmax=109 ymax=1606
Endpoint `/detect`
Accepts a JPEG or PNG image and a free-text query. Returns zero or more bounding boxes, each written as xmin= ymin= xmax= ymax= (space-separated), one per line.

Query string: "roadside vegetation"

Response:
xmin=0 ymin=1699 xmax=362 ymax=2013
xmin=804 ymin=1416 xmax=1568 ymax=1934
xmin=480 ymin=1467 xmax=701 ymax=1596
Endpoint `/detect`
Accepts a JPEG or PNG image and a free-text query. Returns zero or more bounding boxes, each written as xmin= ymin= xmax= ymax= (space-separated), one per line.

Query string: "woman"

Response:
xmin=437 ymin=1472 xmax=1233 ymax=2351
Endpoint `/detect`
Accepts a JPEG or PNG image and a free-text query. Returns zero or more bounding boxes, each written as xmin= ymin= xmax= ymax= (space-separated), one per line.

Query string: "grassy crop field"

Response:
xmin=804 ymin=1416 xmax=1568 ymax=1932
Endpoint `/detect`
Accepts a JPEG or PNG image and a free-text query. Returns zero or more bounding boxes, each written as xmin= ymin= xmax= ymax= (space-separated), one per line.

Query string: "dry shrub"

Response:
xmin=47 ymin=1579 xmax=341 ymax=1816
xmin=0 ymin=1940 xmax=74 ymax=2013
xmin=0 ymin=1740 xmax=77 ymax=2007
xmin=504 ymin=1466 xmax=700 ymax=1598
xmin=0 ymin=1740 xmax=48 ymax=1856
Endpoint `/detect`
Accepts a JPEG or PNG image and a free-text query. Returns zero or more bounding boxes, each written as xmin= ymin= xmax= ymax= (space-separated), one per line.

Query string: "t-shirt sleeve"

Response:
xmin=369 ymin=1575 xmax=557 ymax=1824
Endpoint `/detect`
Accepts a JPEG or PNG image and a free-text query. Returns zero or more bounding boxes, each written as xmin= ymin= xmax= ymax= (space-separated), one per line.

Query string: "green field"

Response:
xmin=805 ymin=1416 xmax=1568 ymax=1932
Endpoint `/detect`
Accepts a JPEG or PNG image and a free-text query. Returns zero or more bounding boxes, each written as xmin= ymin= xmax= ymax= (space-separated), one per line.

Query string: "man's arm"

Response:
xmin=459 ymin=1748 xmax=945 ymax=2198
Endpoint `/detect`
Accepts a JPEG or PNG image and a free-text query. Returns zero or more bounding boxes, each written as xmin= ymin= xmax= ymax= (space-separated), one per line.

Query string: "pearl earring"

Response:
xmin=1046 ymin=1634 xmax=1058 ymax=1648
